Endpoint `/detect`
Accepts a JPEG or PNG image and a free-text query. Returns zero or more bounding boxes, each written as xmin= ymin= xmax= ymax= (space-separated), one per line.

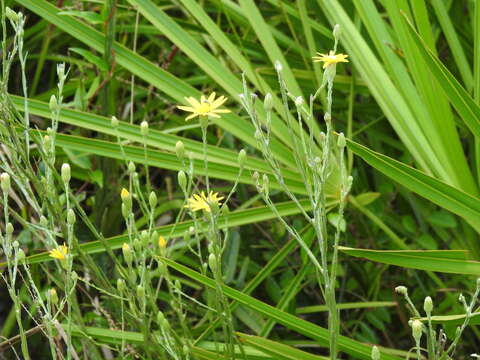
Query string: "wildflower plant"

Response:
xmin=239 ymin=24 xmax=351 ymax=359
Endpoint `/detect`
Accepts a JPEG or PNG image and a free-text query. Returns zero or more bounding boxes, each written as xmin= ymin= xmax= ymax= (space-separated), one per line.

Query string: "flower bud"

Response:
xmin=274 ymin=60 xmax=283 ymax=72
xmin=17 ymin=248 xmax=25 ymax=263
xmin=337 ymin=132 xmax=346 ymax=148
xmin=61 ymin=163 xmax=71 ymax=184
xmin=262 ymin=174 xmax=270 ymax=196
xmin=208 ymin=253 xmax=217 ymax=273
xmin=48 ymin=288 xmax=59 ymax=305
xmin=411 ymin=319 xmax=423 ymax=343
xmin=175 ymin=141 xmax=185 ymax=159
xmin=324 ymin=112 xmax=331 ymax=123
xmin=117 ymin=278 xmax=125 ymax=293
xmin=178 ymin=171 xmax=187 ymax=193
xmin=49 ymin=95 xmax=58 ymax=112
xmin=238 ymin=149 xmax=246 ymax=168
xmin=67 ymin=209 xmax=76 ymax=225
xmin=136 ymin=285 xmax=145 ymax=298
xmin=6 ymin=222 xmax=14 ymax=236
xmin=158 ymin=236 xmax=167 ymax=250
xmin=57 ymin=63 xmax=66 ymax=80
xmin=1 ymin=172 xmax=11 ymax=193
xmin=120 ymin=188 xmax=131 ymax=209
xmin=43 ymin=135 xmax=51 ymax=150
xmin=111 ymin=116 xmax=119 ymax=128
xmin=149 ymin=191 xmax=157 ymax=208
xmin=371 ymin=346 xmax=380 ymax=360
xmin=140 ymin=121 xmax=149 ymax=136
xmin=264 ymin=93 xmax=273 ymax=112
xmin=158 ymin=261 xmax=167 ymax=276
xmin=295 ymin=96 xmax=304 ymax=107
xmin=333 ymin=24 xmax=342 ymax=40
xmin=424 ymin=296 xmax=433 ymax=316
xmin=395 ymin=286 xmax=408 ymax=296
xmin=5 ymin=7 xmax=19 ymax=22
xmin=122 ymin=243 xmax=133 ymax=265
xmin=133 ymin=238 xmax=142 ymax=252
xmin=128 ymin=161 xmax=136 ymax=174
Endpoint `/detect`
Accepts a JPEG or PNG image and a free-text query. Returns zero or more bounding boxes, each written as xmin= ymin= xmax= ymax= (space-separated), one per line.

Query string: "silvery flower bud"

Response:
xmin=238 ymin=149 xmax=246 ymax=168
xmin=337 ymin=132 xmax=346 ymax=148
xmin=395 ymin=286 xmax=408 ymax=296
xmin=264 ymin=93 xmax=273 ymax=112
xmin=149 ymin=191 xmax=157 ymax=208
xmin=6 ymin=223 xmax=14 ymax=236
xmin=67 ymin=209 xmax=76 ymax=225
xmin=411 ymin=320 xmax=423 ymax=343
xmin=1 ymin=172 xmax=11 ymax=193
xmin=57 ymin=63 xmax=66 ymax=79
xmin=274 ymin=60 xmax=283 ymax=72
xmin=49 ymin=95 xmax=58 ymax=112
xmin=111 ymin=116 xmax=119 ymax=128
xmin=128 ymin=161 xmax=136 ymax=174
xmin=371 ymin=346 xmax=380 ymax=360
xmin=424 ymin=296 xmax=433 ymax=316
xmin=175 ymin=141 xmax=185 ymax=159
xmin=117 ymin=278 xmax=125 ymax=293
xmin=61 ymin=163 xmax=71 ymax=184
xmin=140 ymin=121 xmax=149 ymax=136
xmin=208 ymin=253 xmax=217 ymax=273
xmin=333 ymin=24 xmax=342 ymax=40
xmin=178 ymin=171 xmax=187 ymax=193
xmin=17 ymin=248 xmax=25 ymax=263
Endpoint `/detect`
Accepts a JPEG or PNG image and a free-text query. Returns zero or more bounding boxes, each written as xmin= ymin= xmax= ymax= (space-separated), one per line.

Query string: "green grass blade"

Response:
xmin=339 ymin=247 xmax=480 ymax=275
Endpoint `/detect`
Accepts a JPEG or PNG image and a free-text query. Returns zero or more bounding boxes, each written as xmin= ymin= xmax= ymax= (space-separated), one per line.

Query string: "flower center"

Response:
xmin=197 ymin=102 xmax=212 ymax=115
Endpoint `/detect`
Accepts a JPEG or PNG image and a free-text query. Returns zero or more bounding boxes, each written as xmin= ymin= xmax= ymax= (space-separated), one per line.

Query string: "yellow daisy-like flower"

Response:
xmin=49 ymin=243 xmax=68 ymax=261
xmin=313 ymin=51 xmax=349 ymax=69
xmin=185 ymin=191 xmax=224 ymax=212
xmin=177 ymin=92 xmax=231 ymax=121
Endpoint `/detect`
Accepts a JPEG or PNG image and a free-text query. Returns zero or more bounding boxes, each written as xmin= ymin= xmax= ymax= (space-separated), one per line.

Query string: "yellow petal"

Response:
xmin=185 ymin=96 xmax=201 ymax=108
xmin=208 ymin=92 xmax=216 ymax=103
xmin=177 ymin=105 xmax=195 ymax=112
xmin=185 ymin=113 xmax=198 ymax=121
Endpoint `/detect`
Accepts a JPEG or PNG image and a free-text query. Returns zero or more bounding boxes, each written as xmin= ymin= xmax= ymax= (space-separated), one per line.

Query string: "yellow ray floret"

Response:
xmin=177 ymin=92 xmax=231 ymax=121
xmin=49 ymin=243 xmax=68 ymax=261
xmin=312 ymin=51 xmax=349 ymax=69
xmin=185 ymin=191 xmax=224 ymax=212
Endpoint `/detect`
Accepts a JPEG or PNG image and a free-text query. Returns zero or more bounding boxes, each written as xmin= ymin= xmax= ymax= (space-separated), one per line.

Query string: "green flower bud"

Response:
xmin=395 ymin=286 xmax=408 ymax=296
xmin=1 ymin=172 xmax=11 ymax=193
xmin=371 ymin=345 xmax=380 ymax=360
xmin=178 ymin=171 xmax=187 ymax=193
xmin=67 ymin=209 xmax=76 ymax=225
xmin=128 ymin=161 xmax=136 ymax=174
xmin=140 ymin=121 xmax=149 ymax=136
xmin=6 ymin=223 xmax=14 ymax=236
xmin=61 ymin=163 xmax=71 ymax=184
xmin=5 ymin=7 xmax=19 ymax=22
xmin=175 ymin=141 xmax=185 ymax=159
xmin=411 ymin=320 xmax=423 ymax=343
xmin=208 ymin=253 xmax=217 ymax=273
xmin=333 ymin=24 xmax=342 ymax=40
xmin=49 ymin=94 xmax=58 ymax=112
xmin=262 ymin=174 xmax=269 ymax=196
xmin=238 ymin=149 xmax=246 ymax=168
xmin=274 ymin=60 xmax=283 ymax=72
xmin=48 ymin=288 xmax=59 ymax=305
xmin=133 ymin=238 xmax=142 ymax=252
xmin=424 ymin=296 xmax=433 ymax=316
xmin=264 ymin=93 xmax=273 ymax=112
xmin=111 ymin=116 xmax=119 ymax=128
xmin=117 ymin=278 xmax=125 ymax=293
xmin=122 ymin=243 xmax=133 ymax=265
xmin=17 ymin=248 xmax=25 ymax=263
xmin=57 ymin=63 xmax=66 ymax=80
xmin=121 ymin=203 xmax=129 ymax=219
xmin=149 ymin=191 xmax=157 ymax=208
xmin=120 ymin=188 xmax=132 ymax=210
xmin=43 ymin=135 xmax=52 ymax=150
xmin=136 ymin=285 xmax=145 ymax=298
xmin=158 ymin=261 xmax=167 ymax=276
xmin=337 ymin=132 xmax=346 ymax=148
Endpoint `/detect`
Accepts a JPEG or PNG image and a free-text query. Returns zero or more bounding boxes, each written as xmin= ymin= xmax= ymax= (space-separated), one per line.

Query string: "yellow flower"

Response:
xmin=312 ymin=51 xmax=349 ymax=69
xmin=120 ymin=188 xmax=130 ymax=201
xmin=185 ymin=191 xmax=224 ymax=212
xmin=177 ymin=92 xmax=231 ymax=121
xmin=158 ymin=236 xmax=167 ymax=249
xmin=49 ymin=244 xmax=68 ymax=261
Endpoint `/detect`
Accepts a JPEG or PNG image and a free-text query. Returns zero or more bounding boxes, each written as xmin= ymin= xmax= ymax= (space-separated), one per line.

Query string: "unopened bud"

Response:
xmin=136 ymin=285 xmax=145 ymax=298
xmin=111 ymin=116 xmax=119 ymax=128
xmin=411 ymin=320 xmax=423 ymax=343
xmin=128 ymin=161 xmax=136 ymax=174
xmin=48 ymin=288 xmax=59 ymax=305
xmin=1 ymin=172 xmax=11 ymax=193
xmin=424 ymin=296 xmax=433 ymax=316
xmin=324 ymin=113 xmax=331 ymax=123
xmin=57 ymin=63 xmax=66 ymax=79
xmin=371 ymin=346 xmax=380 ymax=360
xmin=5 ymin=7 xmax=19 ymax=22
xmin=208 ymin=253 xmax=217 ymax=273
xmin=395 ymin=286 xmax=408 ymax=296
xmin=295 ymin=96 xmax=304 ymax=107
xmin=17 ymin=249 xmax=25 ymax=263
xmin=120 ymin=188 xmax=131 ymax=208
xmin=158 ymin=236 xmax=167 ymax=250
xmin=264 ymin=93 xmax=273 ymax=112
xmin=175 ymin=141 xmax=185 ymax=159
xmin=274 ymin=60 xmax=283 ymax=72
xmin=262 ymin=174 xmax=269 ymax=196
xmin=333 ymin=24 xmax=342 ymax=39
xmin=122 ymin=243 xmax=133 ymax=265
xmin=67 ymin=209 xmax=76 ymax=225
xmin=6 ymin=223 xmax=14 ymax=236
xmin=61 ymin=163 xmax=71 ymax=184
xmin=140 ymin=121 xmax=149 ymax=136
xmin=43 ymin=135 xmax=51 ymax=149
xmin=337 ymin=133 xmax=346 ymax=148
xmin=149 ymin=191 xmax=157 ymax=208
xmin=49 ymin=95 xmax=58 ymax=112
xmin=117 ymin=278 xmax=125 ymax=293
xmin=178 ymin=171 xmax=187 ymax=192
xmin=238 ymin=149 xmax=246 ymax=168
